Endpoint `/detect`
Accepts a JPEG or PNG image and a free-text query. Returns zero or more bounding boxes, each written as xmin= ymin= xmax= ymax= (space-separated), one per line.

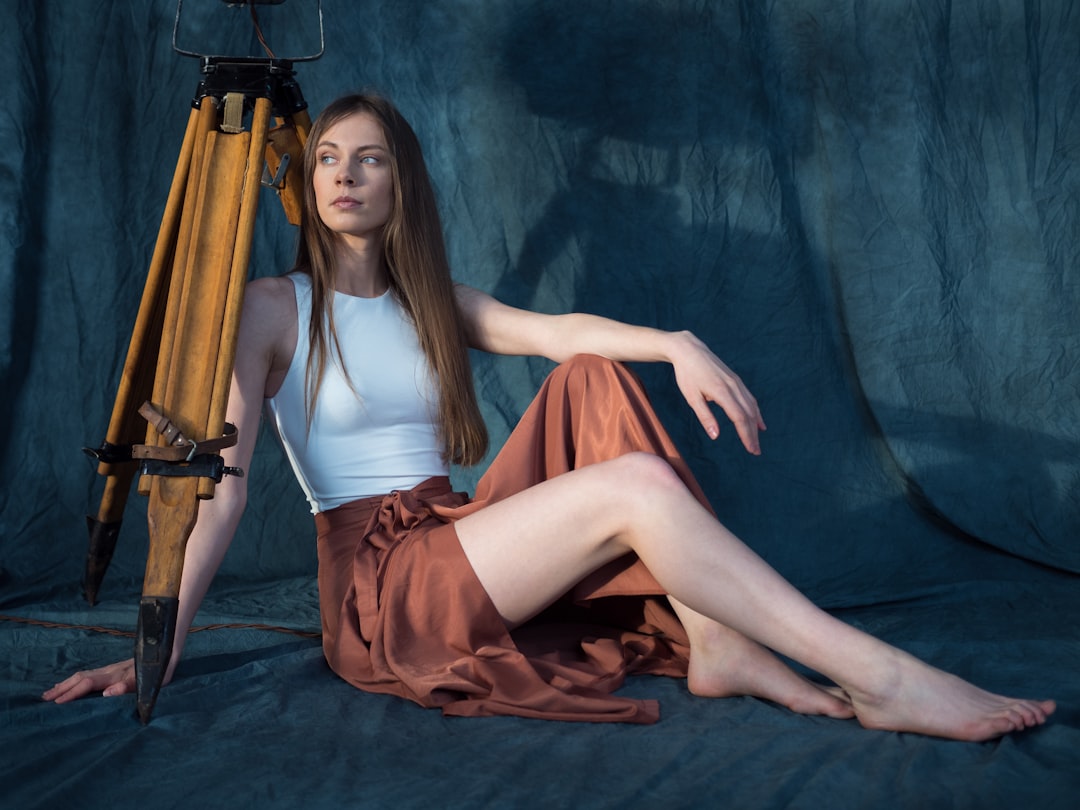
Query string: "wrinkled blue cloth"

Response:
xmin=1 ymin=2 xmax=1078 ymax=808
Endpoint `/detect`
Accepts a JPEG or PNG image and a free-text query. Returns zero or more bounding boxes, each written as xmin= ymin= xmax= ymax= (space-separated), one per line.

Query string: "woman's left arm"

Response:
xmin=455 ymin=285 xmax=766 ymax=454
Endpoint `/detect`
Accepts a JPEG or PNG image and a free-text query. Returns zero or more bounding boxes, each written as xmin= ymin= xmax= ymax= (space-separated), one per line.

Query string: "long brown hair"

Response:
xmin=292 ymin=93 xmax=488 ymax=466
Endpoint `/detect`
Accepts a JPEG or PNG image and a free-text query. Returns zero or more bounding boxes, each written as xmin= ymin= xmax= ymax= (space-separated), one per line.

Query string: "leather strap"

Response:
xmin=132 ymin=402 xmax=238 ymax=462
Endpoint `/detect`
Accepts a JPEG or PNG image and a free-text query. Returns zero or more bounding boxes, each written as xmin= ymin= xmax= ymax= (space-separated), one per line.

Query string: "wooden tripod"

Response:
xmin=83 ymin=57 xmax=311 ymax=723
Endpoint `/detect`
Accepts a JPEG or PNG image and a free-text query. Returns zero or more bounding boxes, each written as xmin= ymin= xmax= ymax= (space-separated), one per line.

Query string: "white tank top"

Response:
xmin=265 ymin=273 xmax=448 ymax=513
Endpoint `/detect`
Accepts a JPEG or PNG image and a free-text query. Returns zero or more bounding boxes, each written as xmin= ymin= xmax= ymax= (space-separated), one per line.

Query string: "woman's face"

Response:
xmin=311 ymin=111 xmax=394 ymax=241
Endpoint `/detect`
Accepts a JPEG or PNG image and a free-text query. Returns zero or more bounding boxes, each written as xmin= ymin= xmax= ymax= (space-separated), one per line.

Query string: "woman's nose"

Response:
xmin=335 ymin=163 xmax=355 ymax=185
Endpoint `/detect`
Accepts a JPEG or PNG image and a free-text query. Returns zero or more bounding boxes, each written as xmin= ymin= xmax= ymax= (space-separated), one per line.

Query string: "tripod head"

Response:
xmin=169 ymin=0 xmax=319 ymax=219
xmin=193 ymin=57 xmax=307 ymax=120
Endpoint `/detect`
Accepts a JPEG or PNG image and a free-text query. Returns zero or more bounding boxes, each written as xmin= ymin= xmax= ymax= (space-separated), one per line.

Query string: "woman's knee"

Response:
xmin=548 ymin=353 xmax=643 ymax=408
xmin=605 ymin=452 xmax=686 ymax=501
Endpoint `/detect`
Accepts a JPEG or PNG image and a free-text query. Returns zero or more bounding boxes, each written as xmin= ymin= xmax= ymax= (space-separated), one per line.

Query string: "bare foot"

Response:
xmin=842 ymin=647 xmax=1056 ymax=741
xmin=687 ymin=623 xmax=855 ymax=719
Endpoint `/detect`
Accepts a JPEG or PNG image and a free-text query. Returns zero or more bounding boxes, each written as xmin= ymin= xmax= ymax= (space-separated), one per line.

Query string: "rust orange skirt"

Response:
xmin=314 ymin=354 xmax=717 ymax=723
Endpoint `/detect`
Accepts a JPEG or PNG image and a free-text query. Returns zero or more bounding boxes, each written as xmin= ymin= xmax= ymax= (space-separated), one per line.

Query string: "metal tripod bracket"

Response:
xmin=139 ymin=455 xmax=244 ymax=483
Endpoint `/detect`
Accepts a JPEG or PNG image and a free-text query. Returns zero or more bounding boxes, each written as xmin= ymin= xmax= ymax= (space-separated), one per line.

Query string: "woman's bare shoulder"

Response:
xmin=245 ymin=274 xmax=297 ymax=316
xmin=239 ymin=274 xmax=299 ymax=375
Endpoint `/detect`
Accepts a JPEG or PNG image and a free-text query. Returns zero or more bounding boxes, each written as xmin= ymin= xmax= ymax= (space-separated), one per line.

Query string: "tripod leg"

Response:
xmin=84 ymin=473 xmax=134 ymax=604
xmin=83 ymin=105 xmax=207 ymax=605
xmin=135 ymin=96 xmax=273 ymax=723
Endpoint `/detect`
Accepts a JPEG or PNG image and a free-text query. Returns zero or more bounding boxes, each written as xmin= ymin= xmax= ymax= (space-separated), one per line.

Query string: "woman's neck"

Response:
xmin=333 ymin=236 xmax=390 ymax=298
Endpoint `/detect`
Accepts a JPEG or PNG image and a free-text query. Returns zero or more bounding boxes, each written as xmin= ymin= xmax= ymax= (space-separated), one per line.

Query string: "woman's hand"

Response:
xmin=668 ymin=331 xmax=766 ymax=455
xmin=42 ymin=659 xmax=143 ymax=704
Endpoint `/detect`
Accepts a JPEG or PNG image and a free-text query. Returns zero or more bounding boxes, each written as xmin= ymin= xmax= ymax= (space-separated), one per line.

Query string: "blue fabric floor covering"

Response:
xmin=2 ymin=1 xmax=1078 ymax=807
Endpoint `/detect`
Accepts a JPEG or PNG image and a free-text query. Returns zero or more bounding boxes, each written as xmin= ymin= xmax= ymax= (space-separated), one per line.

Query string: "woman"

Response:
xmin=45 ymin=94 xmax=1055 ymax=739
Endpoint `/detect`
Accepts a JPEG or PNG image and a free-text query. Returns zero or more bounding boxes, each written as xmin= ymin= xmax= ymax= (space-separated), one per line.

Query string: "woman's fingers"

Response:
xmin=42 ymin=673 xmax=97 ymax=703
xmin=724 ymin=379 xmax=767 ymax=452
xmin=42 ymin=659 xmax=136 ymax=704
xmin=683 ymin=369 xmax=765 ymax=454
xmin=708 ymin=390 xmax=763 ymax=454
xmin=671 ymin=334 xmax=766 ymax=454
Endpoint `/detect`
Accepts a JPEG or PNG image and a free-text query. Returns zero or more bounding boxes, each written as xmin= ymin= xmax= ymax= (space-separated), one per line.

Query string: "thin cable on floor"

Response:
xmin=0 ymin=613 xmax=321 ymax=639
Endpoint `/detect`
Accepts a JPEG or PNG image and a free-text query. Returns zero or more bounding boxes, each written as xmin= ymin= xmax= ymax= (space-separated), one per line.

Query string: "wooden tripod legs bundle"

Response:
xmin=84 ymin=81 xmax=310 ymax=722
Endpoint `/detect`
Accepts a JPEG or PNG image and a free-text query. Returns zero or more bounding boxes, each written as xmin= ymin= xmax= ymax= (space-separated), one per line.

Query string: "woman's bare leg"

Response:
xmin=454 ymin=452 xmax=1055 ymax=741
xmin=666 ymin=596 xmax=854 ymax=718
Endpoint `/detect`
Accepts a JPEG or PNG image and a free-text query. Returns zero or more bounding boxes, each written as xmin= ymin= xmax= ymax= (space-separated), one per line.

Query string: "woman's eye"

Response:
xmin=318 ymin=154 xmax=336 ymax=165
xmin=360 ymin=155 xmax=379 ymax=165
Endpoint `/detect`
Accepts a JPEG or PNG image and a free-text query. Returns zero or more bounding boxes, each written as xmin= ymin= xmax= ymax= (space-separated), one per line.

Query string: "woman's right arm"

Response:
xmin=42 ymin=277 xmax=295 ymax=703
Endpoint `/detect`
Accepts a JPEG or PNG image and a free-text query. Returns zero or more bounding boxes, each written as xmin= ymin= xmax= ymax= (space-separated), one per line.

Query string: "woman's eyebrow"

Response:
xmin=316 ymin=140 xmax=388 ymax=152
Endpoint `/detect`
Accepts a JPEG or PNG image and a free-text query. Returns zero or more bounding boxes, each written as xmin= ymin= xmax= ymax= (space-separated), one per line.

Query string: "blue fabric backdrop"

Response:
xmin=1 ymin=2 xmax=1078 ymax=808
